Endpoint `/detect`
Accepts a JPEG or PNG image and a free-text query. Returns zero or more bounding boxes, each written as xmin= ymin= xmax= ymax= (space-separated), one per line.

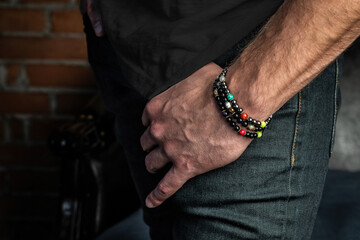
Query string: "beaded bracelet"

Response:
xmin=213 ymin=67 xmax=272 ymax=138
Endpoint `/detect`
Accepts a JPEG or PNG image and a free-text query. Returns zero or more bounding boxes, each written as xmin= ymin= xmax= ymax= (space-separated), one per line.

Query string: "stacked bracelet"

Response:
xmin=213 ymin=67 xmax=272 ymax=139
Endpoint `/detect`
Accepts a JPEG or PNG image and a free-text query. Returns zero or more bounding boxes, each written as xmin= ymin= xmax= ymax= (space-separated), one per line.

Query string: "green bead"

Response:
xmin=227 ymin=94 xmax=234 ymax=100
xmin=257 ymin=131 xmax=263 ymax=138
xmin=260 ymin=121 xmax=266 ymax=128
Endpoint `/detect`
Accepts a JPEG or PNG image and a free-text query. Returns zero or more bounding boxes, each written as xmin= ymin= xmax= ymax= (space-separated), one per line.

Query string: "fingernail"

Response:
xmin=146 ymin=197 xmax=155 ymax=208
xmin=94 ymin=21 xmax=103 ymax=35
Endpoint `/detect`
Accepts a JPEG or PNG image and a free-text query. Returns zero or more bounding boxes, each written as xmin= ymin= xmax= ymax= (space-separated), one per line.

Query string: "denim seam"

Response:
xmin=282 ymin=91 xmax=302 ymax=240
xmin=330 ymin=58 xmax=339 ymax=155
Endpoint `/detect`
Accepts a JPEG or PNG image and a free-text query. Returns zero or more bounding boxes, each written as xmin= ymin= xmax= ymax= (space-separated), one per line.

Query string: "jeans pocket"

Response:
xmin=329 ymin=56 xmax=343 ymax=157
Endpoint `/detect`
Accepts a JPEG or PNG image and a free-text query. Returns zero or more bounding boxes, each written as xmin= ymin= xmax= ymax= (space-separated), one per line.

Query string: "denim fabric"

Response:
xmin=83 ymin=13 xmax=343 ymax=240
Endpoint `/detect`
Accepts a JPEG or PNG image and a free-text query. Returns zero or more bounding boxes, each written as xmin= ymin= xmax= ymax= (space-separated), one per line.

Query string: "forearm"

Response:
xmin=228 ymin=0 xmax=360 ymax=119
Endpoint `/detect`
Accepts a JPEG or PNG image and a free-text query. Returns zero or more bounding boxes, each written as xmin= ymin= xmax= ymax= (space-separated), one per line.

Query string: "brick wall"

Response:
xmin=0 ymin=0 xmax=96 ymax=239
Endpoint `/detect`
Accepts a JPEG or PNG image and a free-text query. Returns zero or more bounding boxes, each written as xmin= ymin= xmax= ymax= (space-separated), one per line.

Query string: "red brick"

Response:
xmin=30 ymin=118 xmax=68 ymax=141
xmin=52 ymin=9 xmax=84 ymax=33
xmin=56 ymin=93 xmax=95 ymax=114
xmin=0 ymin=8 xmax=45 ymax=32
xmin=0 ymin=195 xmax=58 ymax=217
xmin=27 ymin=64 xmax=96 ymax=88
xmin=0 ymin=37 xmax=87 ymax=60
xmin=9 ymin=170 xmax=60 ymax=193
xmin=11 ymin=118 xmax=25 ymax=141
xmin=0 ymin=145 xmax=58 ymax=166
xmin=5 ymin=64 xmax=21 ymax=86
xmin=0 ymin=92 xmax=49 ymax=114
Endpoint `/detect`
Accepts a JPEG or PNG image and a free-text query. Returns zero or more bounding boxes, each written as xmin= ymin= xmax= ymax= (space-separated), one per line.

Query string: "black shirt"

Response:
xmin=99 ymin=0 xmax=284 ymax=100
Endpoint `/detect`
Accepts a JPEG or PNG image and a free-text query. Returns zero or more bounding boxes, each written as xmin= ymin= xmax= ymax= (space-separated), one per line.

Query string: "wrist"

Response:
xmin=213 ymin=68 xmax=272 ymax=139
xmin=226 ymin=60 xmax=275 ymax=122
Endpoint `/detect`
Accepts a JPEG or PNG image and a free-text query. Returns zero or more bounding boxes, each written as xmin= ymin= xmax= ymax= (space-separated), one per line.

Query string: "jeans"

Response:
xmin=83 ymin=13 xmax=343 ymax=240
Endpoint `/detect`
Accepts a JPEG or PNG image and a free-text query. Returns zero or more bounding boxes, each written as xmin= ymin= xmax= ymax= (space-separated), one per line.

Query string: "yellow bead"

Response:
xmin=257 ymin=131 xmax=263 ymax=138
xmin=260 ymin=121 xmax=266 ymax=128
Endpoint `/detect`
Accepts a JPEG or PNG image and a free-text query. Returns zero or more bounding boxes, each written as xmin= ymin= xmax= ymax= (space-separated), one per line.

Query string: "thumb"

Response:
xmin=145 ymin=166 xmax=189 ymax=208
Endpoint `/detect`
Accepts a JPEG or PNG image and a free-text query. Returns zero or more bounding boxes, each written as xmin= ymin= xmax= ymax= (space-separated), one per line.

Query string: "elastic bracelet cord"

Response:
xmin=213 ymin=67 xmax=272 ymax=139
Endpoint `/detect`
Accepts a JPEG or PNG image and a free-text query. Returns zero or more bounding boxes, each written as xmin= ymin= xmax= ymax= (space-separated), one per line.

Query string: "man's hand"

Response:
xmin=140 ymin=62 xmax=253 ymax=208
xmin=80 ymin=0 xmax=104 ymax=37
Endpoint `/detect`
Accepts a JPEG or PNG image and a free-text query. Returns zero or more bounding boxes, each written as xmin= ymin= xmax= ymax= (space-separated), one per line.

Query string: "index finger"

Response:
xmin=145 ymin=166 xmax=189 ymax=208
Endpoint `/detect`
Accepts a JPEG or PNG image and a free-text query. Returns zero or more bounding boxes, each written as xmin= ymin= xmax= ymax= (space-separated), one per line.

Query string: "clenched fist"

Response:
xmin=140 ymin=62 xmax=253 ymax=208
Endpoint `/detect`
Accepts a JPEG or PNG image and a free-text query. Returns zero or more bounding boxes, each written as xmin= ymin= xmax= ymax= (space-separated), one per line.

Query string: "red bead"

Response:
xmin=239 ymin=129 xmax=246 ymax=135
xmin=241 ymin=112 xmax=248 ymax=120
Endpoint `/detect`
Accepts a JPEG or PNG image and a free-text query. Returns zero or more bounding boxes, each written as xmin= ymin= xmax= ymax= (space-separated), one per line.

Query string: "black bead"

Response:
xmin=253 ymin=133 xmax=258 ymax=138
xmin=233 ymin=107 xmax=240 ymax=112
xmin=231 ymin=100 xmax=237 ymax=104
xmin=237 ymin=118 xmax=243 ymax=123
xmin=220 ymin=82 xmax=226 ymax=87
xmin=248 ymin=117 xmax=253 ymax=122
xmin=242 ymin=121 xmax=248 ymax=127
xmin=239 ymin=108 xmax=243 ymax=113
xmin=233 ymin=104 xmax=239 ymax=109
xmin=220 ymin=93 xmax=225 ymax=97
xmin=215 ymin=96 xmax=220 ymax=101
xmin=230 ymin=121 xmax=236 ymax=127
xmin=220 ymin=106 xmax=226 ymax=111
xmin=246 ymin=132 xmax=250 ymax=137
xmin=233 ymin=113 xmax=239 ymax=119
xmin=224 ymin=89 xmax=230 ymax=94
xmin=250 ymin=133 xmax=254 ymax=138
xmin=226 ymin=117 xmax=232 ymax=122
xmin=234 ymin=125 xmax=240 ymax=131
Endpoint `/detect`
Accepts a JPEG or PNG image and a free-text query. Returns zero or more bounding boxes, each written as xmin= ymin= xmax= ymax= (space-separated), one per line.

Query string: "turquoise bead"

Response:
xmin=227 ymin=94 xmax=234 ymax=100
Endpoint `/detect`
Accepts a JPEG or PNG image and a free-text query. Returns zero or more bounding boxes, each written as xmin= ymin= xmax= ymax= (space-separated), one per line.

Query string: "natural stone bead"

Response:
xmin=225 ymin=101 xmax=231 ymax=109
xmin=248 ymin=125 xmax=255 ymax=131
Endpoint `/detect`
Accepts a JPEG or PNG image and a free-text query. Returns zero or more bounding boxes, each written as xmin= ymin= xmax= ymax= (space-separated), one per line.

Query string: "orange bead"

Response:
xmin=241 ymin=112 xmax=248 ymax=120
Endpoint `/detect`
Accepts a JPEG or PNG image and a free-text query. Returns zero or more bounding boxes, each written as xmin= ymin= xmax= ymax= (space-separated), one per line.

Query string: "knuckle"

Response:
xmin=162 ymin=141 xmax=174 ymax=156
xmin=157 ymin=183 xmax=170 ymax=197
xmin=145 ymin=155 xmax=156 ymax=173
xmin=149 ymin=123 xmax=162 ymax=139
xmin=145 ymin=98 xmax=161 ymax=115
xmin=175 ymin=157 xmax=193 ymax=173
